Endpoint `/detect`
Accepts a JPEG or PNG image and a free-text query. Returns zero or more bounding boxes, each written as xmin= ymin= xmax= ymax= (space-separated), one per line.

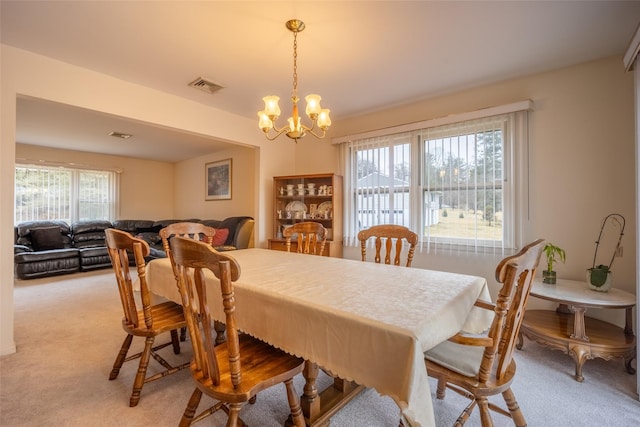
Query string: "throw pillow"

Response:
xmin=212 ymin=228 xmax=230 ymax=246
xmin=31 ymin=227 xmax=65 ymax=251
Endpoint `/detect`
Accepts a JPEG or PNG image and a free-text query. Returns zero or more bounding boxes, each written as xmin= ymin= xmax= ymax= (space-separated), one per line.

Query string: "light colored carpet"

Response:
xmin=1 ymin=270 xmax=638 ymax=426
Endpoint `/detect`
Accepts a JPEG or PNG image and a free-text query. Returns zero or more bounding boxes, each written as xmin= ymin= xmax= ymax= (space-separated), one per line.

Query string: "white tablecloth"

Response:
xmin=146 ymin=248 xmax=491 ymax=427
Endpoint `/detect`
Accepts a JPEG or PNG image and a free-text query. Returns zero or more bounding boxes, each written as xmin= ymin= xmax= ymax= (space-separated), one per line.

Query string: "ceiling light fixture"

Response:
xmin=258 ymin=19 xmax=331 ymax=142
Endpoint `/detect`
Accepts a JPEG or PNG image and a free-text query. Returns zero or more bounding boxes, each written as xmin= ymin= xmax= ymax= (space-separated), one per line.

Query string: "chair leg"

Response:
xmin=476 ymin=396 xmax=494 ymax=427
xmin=109 ymin=334 xmax=133 ymax=380
xmin=502 ymin=388 xmax=527 ymax=427
xmin=170 ymin=329 xmax=181 ymax=354
xmin=436 ymin=378 xmax=447 ymax=399
xmin=227 ymin=402 xmax=243 ymax=427
xmin=284 ymin=378 xmax=305 ymax=427
xmin=180 ymin=388 xmax=203 ymax=427
xmin=454 ymin=399 xmax=477 ymax=427
xmin=130 ymin=336 xmax=154 ymax=407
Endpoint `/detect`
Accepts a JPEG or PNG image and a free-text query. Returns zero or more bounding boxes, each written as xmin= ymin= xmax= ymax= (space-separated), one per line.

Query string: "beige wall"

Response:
xmin=174 ymin=144 xmax=257 ymax=220
xmin=320 ymin=56 xmax=637 ymax=327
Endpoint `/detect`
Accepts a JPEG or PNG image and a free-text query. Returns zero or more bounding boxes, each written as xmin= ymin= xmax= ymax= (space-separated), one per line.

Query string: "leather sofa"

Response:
xmin=14 ymin=216 xmax=254 ymax=280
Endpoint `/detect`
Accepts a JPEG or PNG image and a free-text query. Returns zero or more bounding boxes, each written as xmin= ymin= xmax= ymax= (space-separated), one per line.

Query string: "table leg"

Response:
xmin=623 ymin=307 xmax=637 ymax=374
xmin=299 ymin=361 xmax=364 ymax=427
xmin=569 ymin=306 xmax=589 ymax=342
xmin=213 ymin=320 xmax=226 ymax=345
xmin=301 ymin=361 xmax=321 ymax=422
xmin=568 ymin=342 xmax=589 ymax=382
xmin=516 ymin=331 xmax=524 ymax=350
xmin=624 ymin=307 xmax=634 ymax=336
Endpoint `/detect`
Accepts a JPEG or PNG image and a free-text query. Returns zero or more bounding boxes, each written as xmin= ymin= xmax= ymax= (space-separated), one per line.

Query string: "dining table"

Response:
xmin=144 ymin=248 xmax=492 ymax=427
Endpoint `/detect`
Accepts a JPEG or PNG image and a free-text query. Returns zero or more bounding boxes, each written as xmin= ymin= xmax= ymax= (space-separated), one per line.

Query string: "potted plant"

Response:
xmin=543 ymin=243 xmax=566 ymax=284
xmin=587 ymin=214 xmax=625 ymax=292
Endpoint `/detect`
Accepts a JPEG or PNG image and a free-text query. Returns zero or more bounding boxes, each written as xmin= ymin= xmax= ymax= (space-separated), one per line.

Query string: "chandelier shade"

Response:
xmin=258 ymin=19 xmax=331 ymax=142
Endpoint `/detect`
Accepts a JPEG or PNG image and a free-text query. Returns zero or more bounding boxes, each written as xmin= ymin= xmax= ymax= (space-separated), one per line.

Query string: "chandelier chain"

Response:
xmin=292 ymin=30 xmax=298 ymax=100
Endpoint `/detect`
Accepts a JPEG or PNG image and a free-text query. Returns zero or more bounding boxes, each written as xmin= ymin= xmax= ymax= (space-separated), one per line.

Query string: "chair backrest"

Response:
xmin=159 ymin=221 xmax=216 ymax=256
xmin=283 ymin=221 xmax=327 ymax=255
xmin=170 ymin=236 xmax=242 ymax=388
xmin=105 ymin=228 xmax=153 ymax=330
xmin=357 ymin=224 xmax=419 ymax=267
xmin=480 ymin=238 xmax=545 ymax=382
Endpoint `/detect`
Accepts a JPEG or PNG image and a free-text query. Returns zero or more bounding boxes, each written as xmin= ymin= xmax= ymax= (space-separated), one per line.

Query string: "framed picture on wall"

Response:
xmin=205 ymin=158 xmax=232 ymax=200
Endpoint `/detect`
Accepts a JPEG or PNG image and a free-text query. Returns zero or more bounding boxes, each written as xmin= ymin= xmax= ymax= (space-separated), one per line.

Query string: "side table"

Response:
xmin=517 ymin=278 xmax=636 ymax=382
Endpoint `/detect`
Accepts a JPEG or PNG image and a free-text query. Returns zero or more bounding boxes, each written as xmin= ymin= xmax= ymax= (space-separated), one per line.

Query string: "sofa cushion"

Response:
xmin=72 ymin=220 xmax=112 ymax=235
xmin=112 ymin=219 xmax=155 ymax=233
xmin=73 ymin=231 xmax=108 ymax=248
xmin=31 ymin=227 xmax=65 ymax=251
xmin=16 ymin=220 xmax=72 ymax=249
xmin=212 ymin=228 xmax=229 ymax=246
xmin=136 ymin=232 xmax=162 ymax=246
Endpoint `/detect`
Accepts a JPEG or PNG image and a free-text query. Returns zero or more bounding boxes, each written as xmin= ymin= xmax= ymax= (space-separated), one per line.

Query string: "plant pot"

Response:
xmin=542 ymin=270 xmax=556 ymax=284
xmin=586 ymin=268 xmax=612 ymax=292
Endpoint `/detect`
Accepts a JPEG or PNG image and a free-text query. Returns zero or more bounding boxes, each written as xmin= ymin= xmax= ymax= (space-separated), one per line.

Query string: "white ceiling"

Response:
xmin=3 ymin=1 xmax=640 ymax=162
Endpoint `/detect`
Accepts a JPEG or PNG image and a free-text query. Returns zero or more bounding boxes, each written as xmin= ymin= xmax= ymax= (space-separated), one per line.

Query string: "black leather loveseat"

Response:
xmin=14 ymin=216 xmax=254 ymax=280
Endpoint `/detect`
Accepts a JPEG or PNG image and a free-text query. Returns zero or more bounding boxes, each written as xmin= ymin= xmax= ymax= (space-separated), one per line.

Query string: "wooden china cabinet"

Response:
xmin=268 ymin=173 xmax=343 ymax=257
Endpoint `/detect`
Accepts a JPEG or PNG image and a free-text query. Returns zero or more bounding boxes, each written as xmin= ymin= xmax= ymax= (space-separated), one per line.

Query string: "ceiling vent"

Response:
xmin=108 ymin=131 xmax=132 ymax=139
xmin=188 ymin=77 xmax=225 ymax=94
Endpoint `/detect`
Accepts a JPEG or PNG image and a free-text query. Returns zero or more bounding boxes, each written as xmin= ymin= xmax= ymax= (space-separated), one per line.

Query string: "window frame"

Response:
xmin=14 ymin=162 xmax=120 ymax=225
xmin=338 ymin=101 xmax=530 ymax=254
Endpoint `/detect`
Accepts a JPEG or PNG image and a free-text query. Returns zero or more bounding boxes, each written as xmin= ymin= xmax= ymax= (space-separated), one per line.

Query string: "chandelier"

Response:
xmin=258 ymin=19 xmax=331 ymax=142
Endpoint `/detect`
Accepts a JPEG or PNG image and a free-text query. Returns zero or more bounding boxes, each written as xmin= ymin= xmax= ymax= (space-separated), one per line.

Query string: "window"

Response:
xmin=15 ymin=164 xmax=119 ymax=224
xmin=353 ymin=134 xmax=412 ymax=230
xmin=341 ymin=102 xmax=530 ymax=253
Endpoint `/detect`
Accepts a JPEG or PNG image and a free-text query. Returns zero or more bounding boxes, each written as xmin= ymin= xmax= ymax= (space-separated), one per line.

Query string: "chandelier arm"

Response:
xmin=263 ymin=127 xmax=290 ymax=141
xmin=305 ymin=127 xmax=327 ymax=139
xmin=300 ymin=122 xmax=313 ymax=132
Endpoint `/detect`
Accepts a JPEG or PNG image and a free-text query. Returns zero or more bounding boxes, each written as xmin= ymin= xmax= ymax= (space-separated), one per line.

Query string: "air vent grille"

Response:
xmin=188 ymin=77 xmax=225 ymax=94
xmin=108 ymin=131 xmax=132 ymax=139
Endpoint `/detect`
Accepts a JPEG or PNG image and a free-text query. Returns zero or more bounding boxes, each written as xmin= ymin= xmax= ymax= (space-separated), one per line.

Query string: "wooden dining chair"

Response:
xmin=104 ymin=228 xmax=189 ymax=407
xmin=283 ymin=221 xmax=327 ymax=255
xmin=159 ymin=221 xmax=216 ymax=259
xmin=160 ymin=221 xmax=219 ymax=342
xmin=357 ymin=224 xmax=419 ymax=267
xmin=169 ymin=236 xmax=306 ymax=427
xmin=424 ymin=238 xmax=545 ymax=427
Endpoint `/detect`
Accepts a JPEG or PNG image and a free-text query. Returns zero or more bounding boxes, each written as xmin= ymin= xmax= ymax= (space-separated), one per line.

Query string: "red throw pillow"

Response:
xmin=212 ymin=228 xmax=230 ymax=246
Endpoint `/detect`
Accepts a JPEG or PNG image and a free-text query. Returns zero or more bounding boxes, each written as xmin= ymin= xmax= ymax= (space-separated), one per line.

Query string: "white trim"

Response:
xmin=624 ymin=21 xmax=640 ymax=72
xmin=15 ymin=157 xmax=123 ymax=173
xmin=332 ymin=100 xmax=533 ymax=144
